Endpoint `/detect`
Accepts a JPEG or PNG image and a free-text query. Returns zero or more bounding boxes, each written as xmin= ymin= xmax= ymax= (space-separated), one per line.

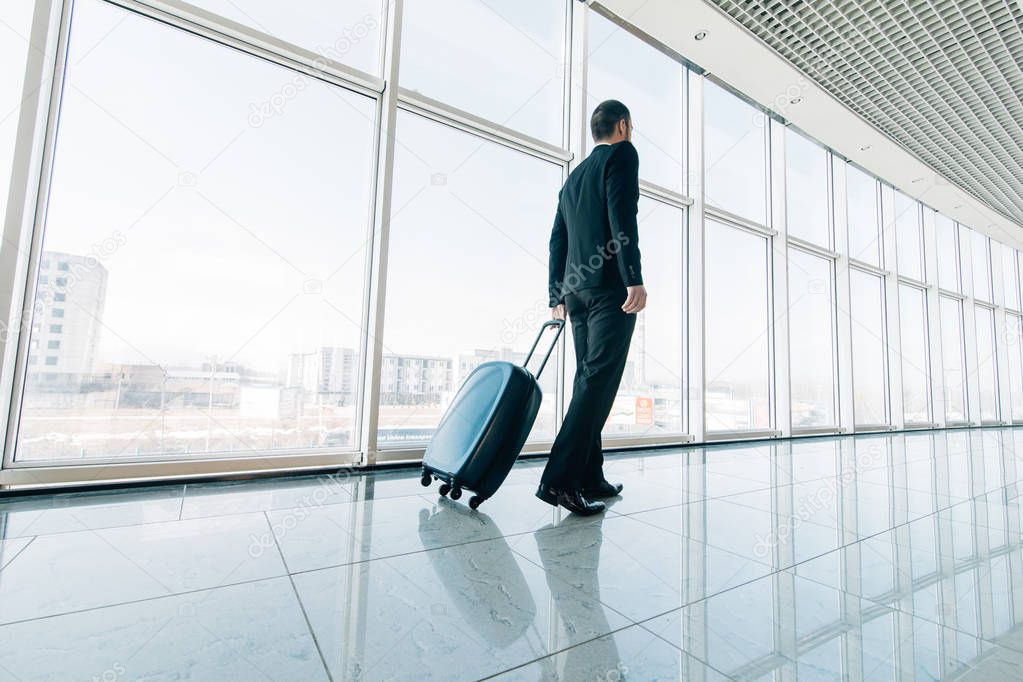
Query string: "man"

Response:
xmin=537 ymin=100 xmax=647 ymax=516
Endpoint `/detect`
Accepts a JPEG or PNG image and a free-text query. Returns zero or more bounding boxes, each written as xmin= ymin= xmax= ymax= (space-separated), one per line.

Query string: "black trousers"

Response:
xmin=541 ymin=286 xmax=636 ymax=490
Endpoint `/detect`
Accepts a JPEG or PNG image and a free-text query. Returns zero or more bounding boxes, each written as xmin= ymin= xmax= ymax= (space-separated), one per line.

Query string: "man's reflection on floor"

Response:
xmin=533 ymin=514 xmax=622 ymax=680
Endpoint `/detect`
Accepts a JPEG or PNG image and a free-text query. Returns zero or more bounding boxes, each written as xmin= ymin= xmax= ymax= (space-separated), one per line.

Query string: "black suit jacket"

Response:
xmin=548 ymin=140 xmax=642 ymax=307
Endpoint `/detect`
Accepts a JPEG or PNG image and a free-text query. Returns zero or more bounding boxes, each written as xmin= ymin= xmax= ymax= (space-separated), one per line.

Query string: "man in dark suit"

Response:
xmin=537 ymin=100 xmax=646 ymax=516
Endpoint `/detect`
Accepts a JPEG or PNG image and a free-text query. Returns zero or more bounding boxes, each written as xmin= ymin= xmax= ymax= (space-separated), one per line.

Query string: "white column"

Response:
xmin=832 ymin=161 xmax=855 ymax=433
xmin=923 ymin=210 xmax=947 ymax=427
xmin=686 ymin=74 xmax=706 ymax=442
xmin=769 ymin=118 xmax=791 ymax=437
xmin=958 ymin=227 xmax=980 ymax=424
xmin=991 ymin=244 xmax=1013 ymax=423
xmin=880 ymin=184 xmax=903 ymax=429
xmin=358 ymin=0 xmax=404 ymax=465
xmin=0 ymin=0 xmax=69 ymax=467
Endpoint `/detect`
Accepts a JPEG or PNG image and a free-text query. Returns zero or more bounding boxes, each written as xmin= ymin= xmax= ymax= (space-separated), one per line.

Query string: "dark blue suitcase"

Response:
xmin=419 ymin=320 xmax=564 ymax=509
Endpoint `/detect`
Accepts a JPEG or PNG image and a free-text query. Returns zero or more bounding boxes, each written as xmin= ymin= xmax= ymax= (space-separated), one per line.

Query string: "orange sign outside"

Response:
xmin=635 ymin=396 xmax=653 ymax=425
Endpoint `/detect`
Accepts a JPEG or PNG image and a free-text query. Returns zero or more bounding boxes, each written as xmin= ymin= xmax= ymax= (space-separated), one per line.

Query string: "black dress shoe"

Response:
xmin=581 ymin=480 xmax=624 ymax=499
xmin=535 ymin=484 xmax=606 ymax=516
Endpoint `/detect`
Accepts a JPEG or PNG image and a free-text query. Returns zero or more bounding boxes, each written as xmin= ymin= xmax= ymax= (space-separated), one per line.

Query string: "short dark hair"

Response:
xmin=590 ymin=100 xmax=630 ymax=141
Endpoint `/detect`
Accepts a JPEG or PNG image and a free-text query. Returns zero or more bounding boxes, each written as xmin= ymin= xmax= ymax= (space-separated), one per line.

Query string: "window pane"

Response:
xmin=401 ymin=0 xmax=566 ymax=144
xmin=704 ymin=81 xmax=767 ymax=226
xmin=971 ymin=230 xmax=992 ymax=302
xmin=788 ymin=249 xmax=836 ymax=427
xmin=785 ymin=129 xmax=829 ymax=247
xmin=1001 ymin=244 xmax=1020 ymax=310
xmin=850 ymin=269 xmax=887 ymax=425
xmin=586 ymin=10 xmax=683 ymax=191
xmin=705 ymin=219 xmax=770 ymax=431
xmin=1007 ymin=314 xmax=1023 ymax=421
xmin=16 ymin=0 xmax=376 ymax=461
xmin=975 ymin=305 xmax=999 ymax=421
xmin=894 ymin=191 xmax=923 ymax=281
xmin=934 ymin=213 xmax=959 ymax=292
xmin=378 ymin=110 xmax=562 ymax=445
xmin=187 ymin=0 xmax=384 ymax=75
xmin=939 ymin=296 xmax=967 ymax=422
xmin=601 ymin=199 xmax=684 ymax=437
xmin=846 ymin=165 xmax=880 ymax=266
xmin=899 ymin=285 xmax=930 ymax=423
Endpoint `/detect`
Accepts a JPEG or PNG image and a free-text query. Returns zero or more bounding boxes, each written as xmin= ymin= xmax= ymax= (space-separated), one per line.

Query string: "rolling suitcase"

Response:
xmin=419 ymin=319 xmax=565 ymax=509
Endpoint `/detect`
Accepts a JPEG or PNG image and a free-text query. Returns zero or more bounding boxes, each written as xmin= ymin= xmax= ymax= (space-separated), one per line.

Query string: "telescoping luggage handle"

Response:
xmin=522 ymin=319 xmax=564 ymax=379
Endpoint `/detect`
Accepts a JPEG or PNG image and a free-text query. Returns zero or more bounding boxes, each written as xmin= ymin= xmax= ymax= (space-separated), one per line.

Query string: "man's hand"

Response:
xmin=622 ymin=285 xmax=647 ymax=314
xmin=551 ymin=304 xmax=566 ymax=320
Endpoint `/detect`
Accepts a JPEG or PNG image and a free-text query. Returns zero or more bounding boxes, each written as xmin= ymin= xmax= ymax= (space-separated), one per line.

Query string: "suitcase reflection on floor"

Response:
xmin=418 ymin=501 xmax=622 ymax=677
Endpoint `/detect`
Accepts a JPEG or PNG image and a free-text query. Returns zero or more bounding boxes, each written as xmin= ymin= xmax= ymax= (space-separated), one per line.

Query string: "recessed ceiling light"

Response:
xmin=694 ymin=30 xmax=708 ymax=40
xmin=859 ymin=144 xmax=872 ymax=151
xmin=789 ymin=97 xmax=803 ymax=105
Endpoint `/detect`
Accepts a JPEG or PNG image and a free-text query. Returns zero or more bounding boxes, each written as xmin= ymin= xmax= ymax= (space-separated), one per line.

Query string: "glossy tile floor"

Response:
xmin=4 ymin=429 xmax=1023 ymax=680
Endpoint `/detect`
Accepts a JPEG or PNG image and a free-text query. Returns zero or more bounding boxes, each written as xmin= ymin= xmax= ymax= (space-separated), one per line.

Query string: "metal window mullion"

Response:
xmin=833 ymin=161 xmax=855 ymax=433
xmin=769 ymin=118 xmax=790 ymax=437
xmin=921 ymin=209 xmax=938 ymax=423
xmin=991 ymin=244 xmax=1012 ymax=423
xmin=960 ymin=229 xmax=983 ymax=425
xmin=925 ymin=215 xmax=948 ymax=428
xmin=105 ymin=0 xmax=385 ymax=96
xmin=880 ymin=185 xmax=903 ymax=429
xmin=704 ymin=205 xmax=776 ymax=238
xmin=688 ymin=75 xmax=706 ymax=443
xmin=1 ymin=0 xmax=72 ymax=470
xmin=395 ymin=88 xmax=571 ymax=165
xmin=358 ymin=0 xmax=403 ymax=466
xmin=639 ymin=179 xmax=692 ymax=209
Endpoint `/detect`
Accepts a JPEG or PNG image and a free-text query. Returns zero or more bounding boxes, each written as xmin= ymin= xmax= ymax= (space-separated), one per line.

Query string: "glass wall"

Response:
xmin=400 ymin=0 xmax=566 ymax=145
xmin=788 ymin=249 xmax=836 ymax=427
xmin=585 ymin=10 xmax=683 ymax=191
xmin=899 ymin=284 xmax=931 ymax=424
xmin=705 ymin=219 xmax=771 ymax=432
xmin=704 ymin=82 xmax=768 ymax=226
xmin=974 ymin=305 xmax=999 ymax=422
xmin=894 ymin=190 xmax=924 ymax=282
xmin=971 ymin=229 xmax=993 ymax=303
xmin=6 ymin=0 xmax=1023 ymax=482
xmin=934 ymin=214 xmax=960 ymax=292
xmin=1008 ymin=314 xmax=1023 ymax=421
xmin=1001 ymin=244 xmax=1020 ymax=311
xmin=846 ymin=165 xmax=881 ymax=266
xmin=378 ymin=111 xmax=562 ymax=446
xmin=785 ymin=129 xmax=829 ymax=248
xmin=599 ymin=199 xmax=685 ymax=437
xmin=16 ymin=0 xmax=377 ymax=461
xmin=939 ymin=296 xmax=968 ymax=422
xmin=850 ymin=269 xmax=888 ymax=425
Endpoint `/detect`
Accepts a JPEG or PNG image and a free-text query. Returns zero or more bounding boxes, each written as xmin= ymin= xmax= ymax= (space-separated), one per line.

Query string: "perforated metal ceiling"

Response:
xmin=708 ymin=0 xmax=1023 ymax=226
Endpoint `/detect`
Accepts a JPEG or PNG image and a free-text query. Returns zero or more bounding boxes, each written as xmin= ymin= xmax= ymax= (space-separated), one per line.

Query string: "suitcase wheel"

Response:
xmin=438 ymin=483 xmax=451 ymax=497
xmin=420 ymin=470 xmax=432 ymax=487
xmin=468 ymin=495 xmax=485 ymax=510
xmin=449 ymin=486 xmax=462 ymax=501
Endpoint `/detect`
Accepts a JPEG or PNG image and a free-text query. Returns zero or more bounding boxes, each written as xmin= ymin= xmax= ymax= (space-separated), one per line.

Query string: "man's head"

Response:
xmin=590 ymin=100 xmax=632 ymax=144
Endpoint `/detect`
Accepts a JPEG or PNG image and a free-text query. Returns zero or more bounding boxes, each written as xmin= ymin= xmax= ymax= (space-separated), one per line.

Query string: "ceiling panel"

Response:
xmin=707 ymin=0 xmax=1023 ymax=225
